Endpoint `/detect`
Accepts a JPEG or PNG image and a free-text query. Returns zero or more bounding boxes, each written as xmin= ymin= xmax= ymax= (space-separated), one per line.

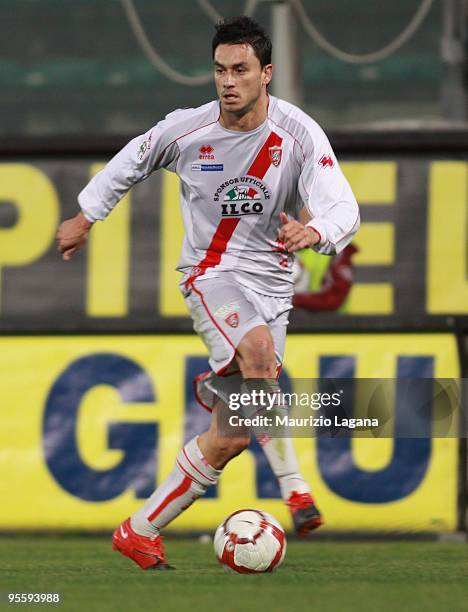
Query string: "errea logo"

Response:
xmin=319 ymin=154 xmax=334 ymax=169
xmin=199 ymin=145 xmax=215 ymax=160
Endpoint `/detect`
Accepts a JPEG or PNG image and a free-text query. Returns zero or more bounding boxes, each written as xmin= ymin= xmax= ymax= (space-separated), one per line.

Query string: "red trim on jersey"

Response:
xmin=185 ymin=131 xmax=283 ymax=288
xmin=167 ymin=120 xmax=218 ymax=155
xmin=268 ymin=117 xmax=306 ymax=161
xmin=247 ymin=132 xmax=283 ymax=179
xmin=309 ymin=207 xmax=360 ymax=250
xmin=196 ymin=218 xmax=240 ymax=272
xmin=185 ymin=217 xmax=240 ymax=287
xmin=157 ymin=119 xmax=219 ymax=172
xmin=147 ymin=475 xmax=192 ymax=521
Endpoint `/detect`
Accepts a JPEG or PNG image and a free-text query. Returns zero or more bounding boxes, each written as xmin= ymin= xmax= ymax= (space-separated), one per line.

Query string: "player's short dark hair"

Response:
xmin=212 ymin=16 xmax=272 ymax=67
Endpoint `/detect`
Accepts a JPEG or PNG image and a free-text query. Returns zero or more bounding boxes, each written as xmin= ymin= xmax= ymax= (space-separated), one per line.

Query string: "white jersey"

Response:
xmin=78 ymin=95 xmax=359 ymax=296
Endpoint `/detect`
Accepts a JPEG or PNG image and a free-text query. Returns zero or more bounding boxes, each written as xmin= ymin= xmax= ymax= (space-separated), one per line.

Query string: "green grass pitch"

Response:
xmin=1 ymin=536 xmax=468 ymax=612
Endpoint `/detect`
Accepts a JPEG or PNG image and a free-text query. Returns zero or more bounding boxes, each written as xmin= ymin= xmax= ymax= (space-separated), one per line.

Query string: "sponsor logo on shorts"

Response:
xmin=225 ymin=312 xmax=239 ymax=328
xmin=191 ymin=163 xmax=224 ymax=172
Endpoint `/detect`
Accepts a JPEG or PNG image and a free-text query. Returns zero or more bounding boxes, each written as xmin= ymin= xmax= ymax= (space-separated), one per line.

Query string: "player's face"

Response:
xmin=214 ymin=44 xmax=272 ymax=116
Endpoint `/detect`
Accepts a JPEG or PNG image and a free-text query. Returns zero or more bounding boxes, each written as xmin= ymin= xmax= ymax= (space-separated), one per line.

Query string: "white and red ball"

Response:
xmin=214 ymin=509 xmax=286 ymax=573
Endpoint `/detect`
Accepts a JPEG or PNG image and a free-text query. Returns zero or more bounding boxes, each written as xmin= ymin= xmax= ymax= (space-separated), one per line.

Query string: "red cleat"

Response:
xmin=112 ymin=518 xmax=174 ymax=570
xmin=287 ymin=491 xmax=323 ymax=536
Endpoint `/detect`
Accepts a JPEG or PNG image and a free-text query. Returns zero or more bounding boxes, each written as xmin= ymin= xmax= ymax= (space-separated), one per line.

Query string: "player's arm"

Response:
xmin=56 ymin=121 xmax=178 ymax=261
xmin=295 ymin=127 xmax=360 ymax=256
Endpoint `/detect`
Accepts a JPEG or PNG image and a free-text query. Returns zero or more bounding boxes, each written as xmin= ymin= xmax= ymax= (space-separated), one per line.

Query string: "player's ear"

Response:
xmin=262 ymin=64 xmax=273 ymax=87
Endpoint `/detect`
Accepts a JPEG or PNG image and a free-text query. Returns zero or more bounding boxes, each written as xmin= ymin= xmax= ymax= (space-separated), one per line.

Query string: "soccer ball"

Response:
xmin=214 ymin=509 xmax=286 ymax=573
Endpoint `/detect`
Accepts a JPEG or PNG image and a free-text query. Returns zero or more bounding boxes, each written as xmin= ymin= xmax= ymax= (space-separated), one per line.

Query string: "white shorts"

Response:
xmin=180 ymin=273 xmax=292 ymax=411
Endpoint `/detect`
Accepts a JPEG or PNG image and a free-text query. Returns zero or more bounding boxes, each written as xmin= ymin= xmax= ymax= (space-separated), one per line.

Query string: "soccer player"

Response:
xmin=56 ymin=16 xmax=360 ymax=570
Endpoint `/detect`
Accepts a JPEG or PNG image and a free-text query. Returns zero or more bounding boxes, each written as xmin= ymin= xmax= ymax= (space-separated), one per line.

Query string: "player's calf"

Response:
xmin=198 ymin=431 xmax=250 ymax=469
xmin=198 ymin=402 xmax=250 ymax=469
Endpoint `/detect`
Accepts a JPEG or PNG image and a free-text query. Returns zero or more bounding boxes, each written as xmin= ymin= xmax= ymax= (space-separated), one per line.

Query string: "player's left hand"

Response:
xmin=278 ymin=212 xmax=320 ymax=253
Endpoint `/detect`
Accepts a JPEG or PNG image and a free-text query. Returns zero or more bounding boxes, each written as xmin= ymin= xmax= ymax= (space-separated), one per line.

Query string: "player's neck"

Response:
xmin=219 ymin=93 xmax=269 ymax=132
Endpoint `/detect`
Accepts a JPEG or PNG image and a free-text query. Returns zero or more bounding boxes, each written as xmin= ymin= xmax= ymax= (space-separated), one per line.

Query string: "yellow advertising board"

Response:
xmin=0 ymin=160 xmax=467 ymax=331
xmin=0 ymin=334 xmax=459 ymax=532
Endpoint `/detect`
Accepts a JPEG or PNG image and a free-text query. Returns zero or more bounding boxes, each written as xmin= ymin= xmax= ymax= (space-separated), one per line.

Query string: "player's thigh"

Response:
xmin=183 ymin=276 xmax=264 ymax=374
xmin=236 ymin=292 xmax=291 ymax=377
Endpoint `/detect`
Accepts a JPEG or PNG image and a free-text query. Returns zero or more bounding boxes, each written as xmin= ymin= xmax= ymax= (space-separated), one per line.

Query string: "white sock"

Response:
xmin=258 ymin=435 xmax=311 ymax=500
xmin=240 ymin=379 xmax=311 ymax=501
xmin=131 ymin=436 xmax=221 ymax=537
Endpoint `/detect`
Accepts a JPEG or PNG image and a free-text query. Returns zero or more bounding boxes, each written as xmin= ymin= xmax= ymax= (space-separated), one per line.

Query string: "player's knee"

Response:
xmin=238 ymin=334 xmax=276 ymax=377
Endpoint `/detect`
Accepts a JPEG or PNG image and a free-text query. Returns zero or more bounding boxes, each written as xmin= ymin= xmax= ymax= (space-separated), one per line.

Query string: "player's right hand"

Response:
xmin=56 ymin=211 xmax=93 ymax=261
xmin=278 ymin=212 xmax=319 ymax=253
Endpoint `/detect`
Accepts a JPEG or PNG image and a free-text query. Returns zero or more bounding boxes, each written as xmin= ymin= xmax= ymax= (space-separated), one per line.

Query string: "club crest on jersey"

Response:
xmin=225 ymin=312 xmax=239 ymax=328
xmin=269 ymin=145 xmax=282 ymax=167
